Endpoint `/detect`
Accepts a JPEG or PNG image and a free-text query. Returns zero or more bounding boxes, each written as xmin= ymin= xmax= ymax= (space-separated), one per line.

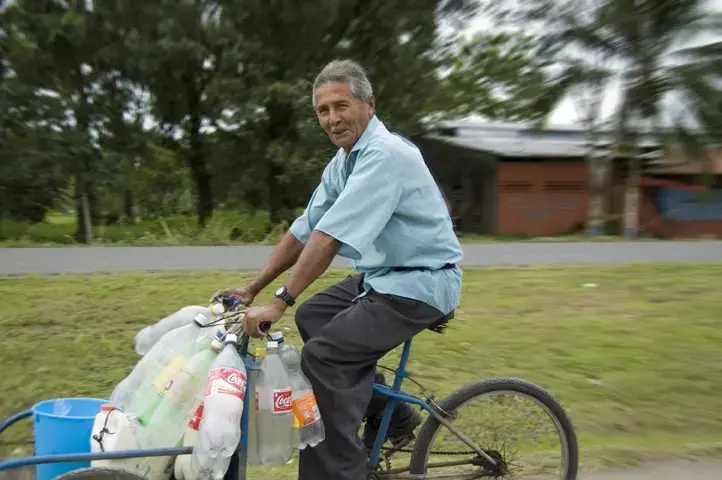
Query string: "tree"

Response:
xmin=1 ymin=0 xmax=130 ymax=241
xmin=435 ymin=31 xmax=561 ymax=123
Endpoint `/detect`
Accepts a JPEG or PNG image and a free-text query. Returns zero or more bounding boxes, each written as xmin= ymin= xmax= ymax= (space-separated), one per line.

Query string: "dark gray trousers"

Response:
xmin=295 ymin=274 xmax=444 ymax=480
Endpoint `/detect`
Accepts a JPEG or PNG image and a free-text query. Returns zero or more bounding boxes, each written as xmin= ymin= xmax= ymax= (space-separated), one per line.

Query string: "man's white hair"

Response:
xmin=312 ymin=59 xmax=374 ymax=107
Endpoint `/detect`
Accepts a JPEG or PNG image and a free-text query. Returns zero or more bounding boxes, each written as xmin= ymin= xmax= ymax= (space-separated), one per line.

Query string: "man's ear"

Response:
xmin=367 ymin=95 xmax=376 ymax=117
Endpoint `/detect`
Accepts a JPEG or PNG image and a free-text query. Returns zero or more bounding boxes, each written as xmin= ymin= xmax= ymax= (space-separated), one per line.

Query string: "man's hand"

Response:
xmin=242 ymin=301 xmax=286 ymax=338
xmin=210 ymin=286 xmax=256 ymax=306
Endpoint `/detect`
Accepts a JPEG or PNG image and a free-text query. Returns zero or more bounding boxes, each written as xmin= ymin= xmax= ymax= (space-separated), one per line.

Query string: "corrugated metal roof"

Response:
xmin=425 ymin=119 xmax=662 ymax=158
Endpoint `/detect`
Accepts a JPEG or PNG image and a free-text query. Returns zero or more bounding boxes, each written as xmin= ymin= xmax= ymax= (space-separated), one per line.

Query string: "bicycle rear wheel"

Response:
xmin=409 ymin=377 xmax=578 ymax=479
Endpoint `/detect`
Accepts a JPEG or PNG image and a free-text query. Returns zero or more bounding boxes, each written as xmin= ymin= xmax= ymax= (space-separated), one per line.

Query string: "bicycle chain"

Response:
xmin=387 ymin=446 xmax=477 ymax=455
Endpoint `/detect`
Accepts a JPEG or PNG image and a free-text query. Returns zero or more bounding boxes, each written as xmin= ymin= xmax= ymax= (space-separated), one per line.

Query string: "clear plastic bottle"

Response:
xmin=191 ymin=333 xmax=247 ymax=480
xmin=110 ymin=314 xmax=221 ymax=420
xmin=246 ymin=346 xmax=267 ymax=466
xmin=174 ymin=401 xmax=204 ymax=480
xmin=134 ymin=305 xmax=219 ymax=356
xmin=255 ymin=341 xmax=294 ymax=465
xmin=133 ymin=332 xmax=225 ymax=479
xmin=271 ymin=332 xmax=325 ymax=449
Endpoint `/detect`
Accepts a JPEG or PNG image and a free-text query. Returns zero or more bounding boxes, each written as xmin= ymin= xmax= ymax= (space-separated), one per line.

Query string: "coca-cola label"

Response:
xmin=272 ymin=388 xmax=292 ymax=413
xmin=205 ymin=367 xmax=246 ymax=400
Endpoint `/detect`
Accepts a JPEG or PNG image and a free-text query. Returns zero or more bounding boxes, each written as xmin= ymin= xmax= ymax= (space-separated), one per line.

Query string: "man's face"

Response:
xmin=314 ymin=81 xmax=375 ymax=152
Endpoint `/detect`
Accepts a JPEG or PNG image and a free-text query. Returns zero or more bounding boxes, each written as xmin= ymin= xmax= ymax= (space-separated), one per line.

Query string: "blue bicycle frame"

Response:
xmin=366 ymin=338 xmax=439 ymax=472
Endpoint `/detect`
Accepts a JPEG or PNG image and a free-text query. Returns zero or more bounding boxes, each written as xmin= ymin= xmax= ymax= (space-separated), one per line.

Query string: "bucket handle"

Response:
xmin=0 ymin=409 xmax=32 ymax=439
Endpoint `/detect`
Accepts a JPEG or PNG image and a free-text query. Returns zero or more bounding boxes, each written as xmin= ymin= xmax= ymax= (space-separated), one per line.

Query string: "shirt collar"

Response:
xmin=350 ymin=115 xmax=381 ymax=153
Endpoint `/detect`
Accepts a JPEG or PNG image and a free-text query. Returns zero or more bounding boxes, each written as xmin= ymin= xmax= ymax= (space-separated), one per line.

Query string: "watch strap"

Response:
xmin=275 ymin=286 xmax=296 ymax=307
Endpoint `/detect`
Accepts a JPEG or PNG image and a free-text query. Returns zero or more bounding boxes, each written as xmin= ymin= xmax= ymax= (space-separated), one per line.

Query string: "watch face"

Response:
xmin=276 ymin=286 xmax=285 ymax=296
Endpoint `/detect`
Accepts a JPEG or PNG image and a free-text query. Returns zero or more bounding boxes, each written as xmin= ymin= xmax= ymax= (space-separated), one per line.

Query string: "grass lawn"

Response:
xmin=1 ymin=264 xmax=721 ymax=478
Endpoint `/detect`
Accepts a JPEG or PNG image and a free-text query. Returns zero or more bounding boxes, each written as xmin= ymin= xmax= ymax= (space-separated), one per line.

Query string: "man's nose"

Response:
xmin=328 ymin=109 xmax=342 ymax=125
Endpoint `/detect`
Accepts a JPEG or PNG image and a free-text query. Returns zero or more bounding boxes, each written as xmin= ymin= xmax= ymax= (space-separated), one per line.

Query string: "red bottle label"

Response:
xmin=205 ymin=367 xmax=246 ymax=400
xmin=272 ymin=388 xmax=292 ymax=413
xmin=188 ymin=402 xmax=204 ymax=430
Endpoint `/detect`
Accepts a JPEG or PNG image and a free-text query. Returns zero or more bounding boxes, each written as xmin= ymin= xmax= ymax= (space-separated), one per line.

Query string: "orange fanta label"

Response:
xmin=292 ymin=392 xmax=321 ymax=428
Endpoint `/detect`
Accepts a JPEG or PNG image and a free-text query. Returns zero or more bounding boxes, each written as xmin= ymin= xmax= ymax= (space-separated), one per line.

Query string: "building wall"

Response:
xmin=639 ymin=185 xmax=722 ymax=238
xmin=497 ymin=162 xmax=588 ymax=236
xmin=414 ymin=137 xmax=498 ymax=234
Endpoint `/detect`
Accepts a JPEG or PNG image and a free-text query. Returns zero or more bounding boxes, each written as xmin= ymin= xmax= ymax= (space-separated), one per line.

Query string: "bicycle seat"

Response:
xmin=427 ymin=309 xmax=454 ymax=333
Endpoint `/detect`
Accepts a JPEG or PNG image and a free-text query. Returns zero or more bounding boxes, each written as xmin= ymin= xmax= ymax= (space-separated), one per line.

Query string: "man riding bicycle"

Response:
xmin=214 ymin=59 xmax=463 ymax=480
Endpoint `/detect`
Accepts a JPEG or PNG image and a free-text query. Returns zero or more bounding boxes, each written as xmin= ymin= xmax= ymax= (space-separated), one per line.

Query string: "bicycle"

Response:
xmin=0 ymin=305 xmax=579 ymax=480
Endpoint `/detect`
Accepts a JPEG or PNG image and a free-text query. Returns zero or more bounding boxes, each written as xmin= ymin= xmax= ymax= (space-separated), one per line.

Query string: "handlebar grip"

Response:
xmin=259 ymin=321 xmax=271 ymax=333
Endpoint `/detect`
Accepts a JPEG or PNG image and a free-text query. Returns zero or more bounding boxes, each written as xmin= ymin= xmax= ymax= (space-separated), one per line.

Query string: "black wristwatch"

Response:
xmin=274 ymin=285 xmax=296 ymax=307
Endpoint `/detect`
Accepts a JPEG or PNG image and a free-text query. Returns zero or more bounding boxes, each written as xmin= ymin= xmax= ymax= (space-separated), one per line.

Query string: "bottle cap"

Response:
xmin=210 ymin=303 xmax=225 ymax=315
xmin=266 ymin=340 xmax=279 ymax=349
xmin=270 ymin=332 xmax=284 ymax=342
xmin=100 ymin=404 xmax=115 ymax=412
xmin=193 ymin=313 xmax=209 ymax=327
xmin=210 ymin=338 xmax=223 ymax=351
xmin=225 ymin=333 xmax=238 ymax=345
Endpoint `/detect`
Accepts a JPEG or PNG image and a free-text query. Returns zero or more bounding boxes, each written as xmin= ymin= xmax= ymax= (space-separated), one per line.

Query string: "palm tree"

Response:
xmin=494 ymin=0 xmax=722 ymax=236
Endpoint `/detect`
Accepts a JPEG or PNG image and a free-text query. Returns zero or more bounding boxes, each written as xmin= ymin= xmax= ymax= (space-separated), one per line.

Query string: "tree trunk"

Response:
xmin=187 ymin=116 xmax=213 ymax=228
xmin=187 ymin=95 xmax=214 ymax=229
xmin=265 ymin=98 xmax=297 ymax=227
xmin=623 ymin=156 xmax=640 ymax=237
xmin=587 ymin=154 xmax=612 ymax=236
xmin=74 ymin=171 xmax=94 ymax=243
xmin=123 ymin=187 xmax=134 ymax=221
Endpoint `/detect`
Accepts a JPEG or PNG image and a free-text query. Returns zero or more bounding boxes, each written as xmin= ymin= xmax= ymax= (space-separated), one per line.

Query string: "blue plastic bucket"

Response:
xmin=32 ymin=397 xmax=108 ymax=480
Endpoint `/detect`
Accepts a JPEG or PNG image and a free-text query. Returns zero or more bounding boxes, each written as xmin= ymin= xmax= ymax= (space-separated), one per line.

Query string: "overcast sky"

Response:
xmin=462 ymin=0 xmax=722 ymax=127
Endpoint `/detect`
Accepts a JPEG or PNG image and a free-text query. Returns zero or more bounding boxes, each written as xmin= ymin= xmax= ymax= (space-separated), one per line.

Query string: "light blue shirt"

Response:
xmin=290 ymin=115 xmax=463 ymax=315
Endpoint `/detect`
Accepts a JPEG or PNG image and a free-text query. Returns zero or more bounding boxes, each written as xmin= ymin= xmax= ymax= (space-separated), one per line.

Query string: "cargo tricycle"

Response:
xmin=0 ymin=305 xmax=579 ymax=479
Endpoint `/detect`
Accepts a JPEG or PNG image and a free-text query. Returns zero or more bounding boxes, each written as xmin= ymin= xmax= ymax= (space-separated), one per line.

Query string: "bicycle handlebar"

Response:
xmin=209 ymin=294 xmax=272 ymax=340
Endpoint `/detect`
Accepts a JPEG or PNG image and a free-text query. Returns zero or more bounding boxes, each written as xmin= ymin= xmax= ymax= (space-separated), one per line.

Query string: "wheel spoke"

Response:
xmin=406 ymin=378 xmax=578 ymax=480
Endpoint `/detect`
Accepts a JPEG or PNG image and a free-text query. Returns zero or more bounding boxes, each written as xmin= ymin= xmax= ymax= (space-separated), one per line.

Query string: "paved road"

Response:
xmin=0 ymin=241 xmax=721 ymax=275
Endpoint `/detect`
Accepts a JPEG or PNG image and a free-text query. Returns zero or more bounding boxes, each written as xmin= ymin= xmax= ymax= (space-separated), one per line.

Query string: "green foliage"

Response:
xmin=1 ymin=0 xmax=567 ymax=242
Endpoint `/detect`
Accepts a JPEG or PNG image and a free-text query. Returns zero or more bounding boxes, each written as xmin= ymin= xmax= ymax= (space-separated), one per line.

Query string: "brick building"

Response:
xmin=415 ymin=119 xmax=722 ymax=239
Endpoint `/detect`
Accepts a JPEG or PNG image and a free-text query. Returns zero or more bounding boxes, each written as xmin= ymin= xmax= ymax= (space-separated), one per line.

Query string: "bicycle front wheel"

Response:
xmin=409 ymin=377 xmax=578 ymax=479
xmin=54 ymin=467 xmax=145 ymax=480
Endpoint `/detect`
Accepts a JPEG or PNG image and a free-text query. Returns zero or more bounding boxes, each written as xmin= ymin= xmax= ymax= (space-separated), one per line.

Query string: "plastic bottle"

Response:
xmin=271 ymin=332 xmax=325 ymax=449
xmin=247 ymin=346 xmax=267 ymax=466
xmin=173 ymin=401 xmax=204 ymax=480
xmin=90 ymin=404 xmax=142 ymax=474
xmin=133 ymin=332 xmax=226 ymax=479
xmin=191 ymin=334 xmax=247 ymax=480
xmin=134 ymin=305 xmax=219 ymax=356
xmin=110 ymin=313 xmax=221 ymax=419
xmin=255 ymin=341 xmax=294 ymax=465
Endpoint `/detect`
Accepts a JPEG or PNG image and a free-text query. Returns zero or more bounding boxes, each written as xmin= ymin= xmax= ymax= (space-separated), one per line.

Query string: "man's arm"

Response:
xmin=246 ymin=230 xmax=305 ymax=297
xmin=273 ymin=147 xmax=401 ymax=309
xmin=272 ymin=230 xmax=340 ymax=309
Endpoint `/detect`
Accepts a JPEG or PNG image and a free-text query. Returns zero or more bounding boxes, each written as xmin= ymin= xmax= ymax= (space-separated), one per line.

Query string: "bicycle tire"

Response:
xmin=408 ymin=377 xmax=579 ymax=479
xmin=53 ymin=467 xmax=145 ymax=480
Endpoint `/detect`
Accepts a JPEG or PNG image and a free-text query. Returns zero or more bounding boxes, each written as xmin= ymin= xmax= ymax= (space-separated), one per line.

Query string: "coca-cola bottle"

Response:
xmin=270 ymin=332 xmax=325 ymax=449
xmin=255 ymin=340 xmax=294 ymax=465
xmin=191 ymin=333 xmax=247 ymax=480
